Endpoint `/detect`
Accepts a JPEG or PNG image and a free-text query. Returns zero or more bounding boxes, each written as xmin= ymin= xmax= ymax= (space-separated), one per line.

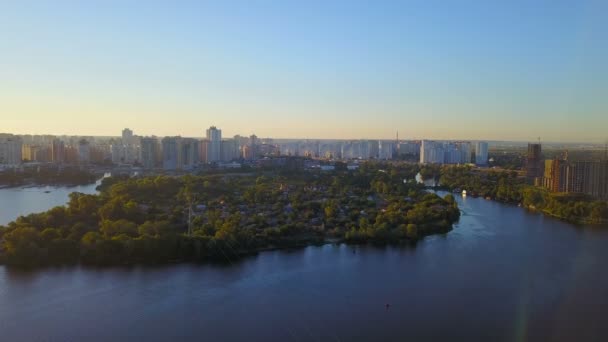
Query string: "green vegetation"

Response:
xmin=0 ymin=167 xmax=97 ymax=187
xmin=438 ymin=165 xmax=608 ymax=225
xmin=439 ymin=165 xmax=523 ymax=202
xmin=0 ymin=162 xmax=460 ymax=267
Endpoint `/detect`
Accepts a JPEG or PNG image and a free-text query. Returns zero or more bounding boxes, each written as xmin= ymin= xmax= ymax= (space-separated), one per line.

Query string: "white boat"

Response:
xmin=462 ymin=190 xmax=467 ymax=196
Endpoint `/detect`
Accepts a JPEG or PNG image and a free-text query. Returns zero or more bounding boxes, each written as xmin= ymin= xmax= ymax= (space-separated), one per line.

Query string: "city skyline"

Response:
xmin=1 ymin=1 xmax=607 ymax=142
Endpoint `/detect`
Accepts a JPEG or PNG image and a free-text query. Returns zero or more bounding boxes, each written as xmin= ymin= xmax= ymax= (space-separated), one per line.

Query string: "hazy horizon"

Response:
xmin=2 ymin=1 xmax=607 ymax=142
xmin=3 ymin=130 xmax=606 ymax=146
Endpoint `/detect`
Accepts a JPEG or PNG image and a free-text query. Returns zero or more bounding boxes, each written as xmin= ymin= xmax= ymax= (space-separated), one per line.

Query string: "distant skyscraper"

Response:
xmin=199 ymin=139 xmax=209 ymax=163
xmin=0 ymin=134 xmax=23 ymax=166
xmin=180 ymin=138 xmax=199 ymax=169
xmin=51 ymin=139 xmax=65 ymax=163
xmin=206 ymin=126 xmax=222 ymax=162
xmin=122 ymin=128 xmax=134 ymax=146
xmin=369 ymin=140 xmax=379 ymax=159
xmin=543 ymin=158 xmax=568 ymax=192
xmin=420 ymin=140 xmax=471 ymax=164
xmin=398 ymin=141 xmax=420 ymax=156
xmin=420 ymin=140 xmax=444 ymax=164
xmin=526 ymin=143 xmax=543 ymax=182
xmin=162 ymin=137 xmax=181 ymax=170
xmin=475 ymin=142 xmax=488 ymax=166
xmin=77 ymin=139 xmax=90 ymax=163
xmin=459 ymin=142 xmax=472 ymax=164
xmin=221 ymin=140 xmax=238 ymax=162
xmin=378 ymin=141 xmax=394 ymax=160
xmin=247 ymin=134 xmax=258 ymax=160
xmin=140 ymin=137 xmax=159 ymax=169
xmin=567 ymin=160 xmax=608 ymax=199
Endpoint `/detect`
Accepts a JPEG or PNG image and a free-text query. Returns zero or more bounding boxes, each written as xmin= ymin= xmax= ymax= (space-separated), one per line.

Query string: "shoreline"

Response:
xmin=0 ymin=181 xmax=98 ymax=190
xmin=0 ymin=236 xmax=431 ymax=270
xmin=428 ymin=186 xmax=607 ymax=226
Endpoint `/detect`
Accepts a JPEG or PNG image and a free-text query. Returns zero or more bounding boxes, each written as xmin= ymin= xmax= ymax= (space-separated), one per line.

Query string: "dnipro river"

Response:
xmin=1 ymin=188 xmax=608 ymax=341
xmin=0 ymin=183 xmax=99 ymax=225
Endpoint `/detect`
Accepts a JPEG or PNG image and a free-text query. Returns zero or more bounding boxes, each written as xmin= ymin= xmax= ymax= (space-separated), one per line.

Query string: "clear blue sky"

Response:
xmin=1 ymin=0 xmax=606 ymax=142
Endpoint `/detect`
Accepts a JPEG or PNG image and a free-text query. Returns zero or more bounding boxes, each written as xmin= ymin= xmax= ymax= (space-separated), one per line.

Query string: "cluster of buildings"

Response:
xmin=1 ymin=133 xmax=105 ymax=168
xmin=542 ymin=156 xmax=608 ymax=200
xmin=526 ymin=143 xmax=608 ymax=200
xmin=1 ymin=129 xmax=492 ymax=171
xmin=118 ymin=126 xmax=262 ymax=171
xmin=420 ymin=140 xmax=488 ymax=166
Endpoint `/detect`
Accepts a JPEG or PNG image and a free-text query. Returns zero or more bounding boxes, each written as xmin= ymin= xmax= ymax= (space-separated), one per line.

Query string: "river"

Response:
xmin=0 ymin=183 xmax=100 ymax=226
xmin=1 ymin=189 xmax=608 ymax=341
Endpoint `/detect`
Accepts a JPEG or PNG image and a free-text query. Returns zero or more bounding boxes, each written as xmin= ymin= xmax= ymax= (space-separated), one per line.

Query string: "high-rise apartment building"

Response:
xmin=199 ymin=139 xmax=209 ymax=164
xmin=378 ymin=141 xmax=394 ymax=160
xmin=543 ymin=158 xmax=568 ymax=192
xmin=420 ymin=140 xmax=471 ymax=164
xmin=206 ymin=126 xmax=222 ymax=162
xmin=221 ymin=140 xmax=238 ymax=162
xmin=51 ymin=139 xmax=65 ymax=163
xmin=181 ymin=138 xmax=199 ymax=169
xmin=475 ymin=142 xmax=488 ymax=166
xmin=526 ymin=143 xmax=543 ymax=182
xmin=0 ymin=134 xmax=23 ymax=166
xmin=140 ymin=137 xmax=159 ymax=169
xmin=122 ymin=128 xmax=134 ymax=146
xmin=398 ymin=141 xmax=420 ymax=156
xmin=543 ymin=158 xmax=607 ymax=200
xmin=78 ymin=139 xmax=90 ymax=163
xmin=162 ymin=137 xmax=181 ymax=170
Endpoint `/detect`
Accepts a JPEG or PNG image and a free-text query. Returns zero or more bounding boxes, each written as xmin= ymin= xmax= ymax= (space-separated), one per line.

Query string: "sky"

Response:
xmin=1 ymin=0 xmax=607 ymax=142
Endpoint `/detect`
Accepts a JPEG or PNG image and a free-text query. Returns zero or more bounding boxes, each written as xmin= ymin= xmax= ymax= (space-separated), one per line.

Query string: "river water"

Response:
xmin=1 ymin=190 xmax=608 ymax=341
xmin=0 ymin=183 xmax=99 ymax=226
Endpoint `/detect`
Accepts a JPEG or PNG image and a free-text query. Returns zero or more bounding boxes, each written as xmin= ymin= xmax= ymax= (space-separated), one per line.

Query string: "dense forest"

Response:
xmin=0 ymin=163 xmax=460 ymax=267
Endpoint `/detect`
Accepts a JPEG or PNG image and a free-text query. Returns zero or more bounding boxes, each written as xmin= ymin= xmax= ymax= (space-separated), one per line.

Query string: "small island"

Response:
xmin=0 ymin=162 xmax=460 ymax=267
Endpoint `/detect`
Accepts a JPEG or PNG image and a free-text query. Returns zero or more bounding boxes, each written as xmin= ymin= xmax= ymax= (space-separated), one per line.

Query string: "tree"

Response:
xmin=100 ymin=219 xmax=138 ymax=238
xmin=406 ymin=224 xmax=418 ymax=239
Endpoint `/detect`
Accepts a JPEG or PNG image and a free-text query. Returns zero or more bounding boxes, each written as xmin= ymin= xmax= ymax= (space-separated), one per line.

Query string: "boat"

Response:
xmin=44 ymin=190 xmax=51 ymax=193
xmin=462 ymin=190 xmax=467 ymax=196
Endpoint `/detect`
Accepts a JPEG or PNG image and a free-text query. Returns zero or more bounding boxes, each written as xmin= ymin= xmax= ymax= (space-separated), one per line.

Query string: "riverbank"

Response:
xmin=434 ymin=165 xmax=608 ymax=226
xmin=0 ymin=181 xmax=97 ymax=190
xmin=0 ymin=167 xmax=99 ymax=189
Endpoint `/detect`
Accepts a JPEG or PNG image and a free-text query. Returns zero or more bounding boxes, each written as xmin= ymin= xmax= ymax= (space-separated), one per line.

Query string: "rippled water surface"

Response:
xmin=1 ymin=192 xmax=608 ymax=341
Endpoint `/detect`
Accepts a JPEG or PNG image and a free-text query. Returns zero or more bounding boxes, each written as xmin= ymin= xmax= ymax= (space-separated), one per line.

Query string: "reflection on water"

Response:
xmin=1 ymin=192 xmax=608 ymax=341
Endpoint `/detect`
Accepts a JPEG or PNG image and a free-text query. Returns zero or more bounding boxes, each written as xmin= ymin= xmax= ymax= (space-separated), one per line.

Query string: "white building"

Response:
xmin=162 ymin=137 xmax=181 ymax=170
xmin=122 ymin=128 xmax=134 ymax=146
xmin=475 ymin=141 xmax=489 ymax=165
xmin=341 ymin=140 xmax=371 ymax=160
xmin=420 ymin=140 xmax=444 ymax=164
xmin=398 ymin=142 xmax=420 ymax=155
xmin=378 ymin=141 xmax=394 ymax=160
xmin=206 ymin=126 xmax=222 ymax=162
xmin=221 ymin=139 xmax=238 ymax=162
xmin=141 ymin=137 xmax=159 ymax=169
xmin=421 ymin=140 xmax=472 ymax=164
